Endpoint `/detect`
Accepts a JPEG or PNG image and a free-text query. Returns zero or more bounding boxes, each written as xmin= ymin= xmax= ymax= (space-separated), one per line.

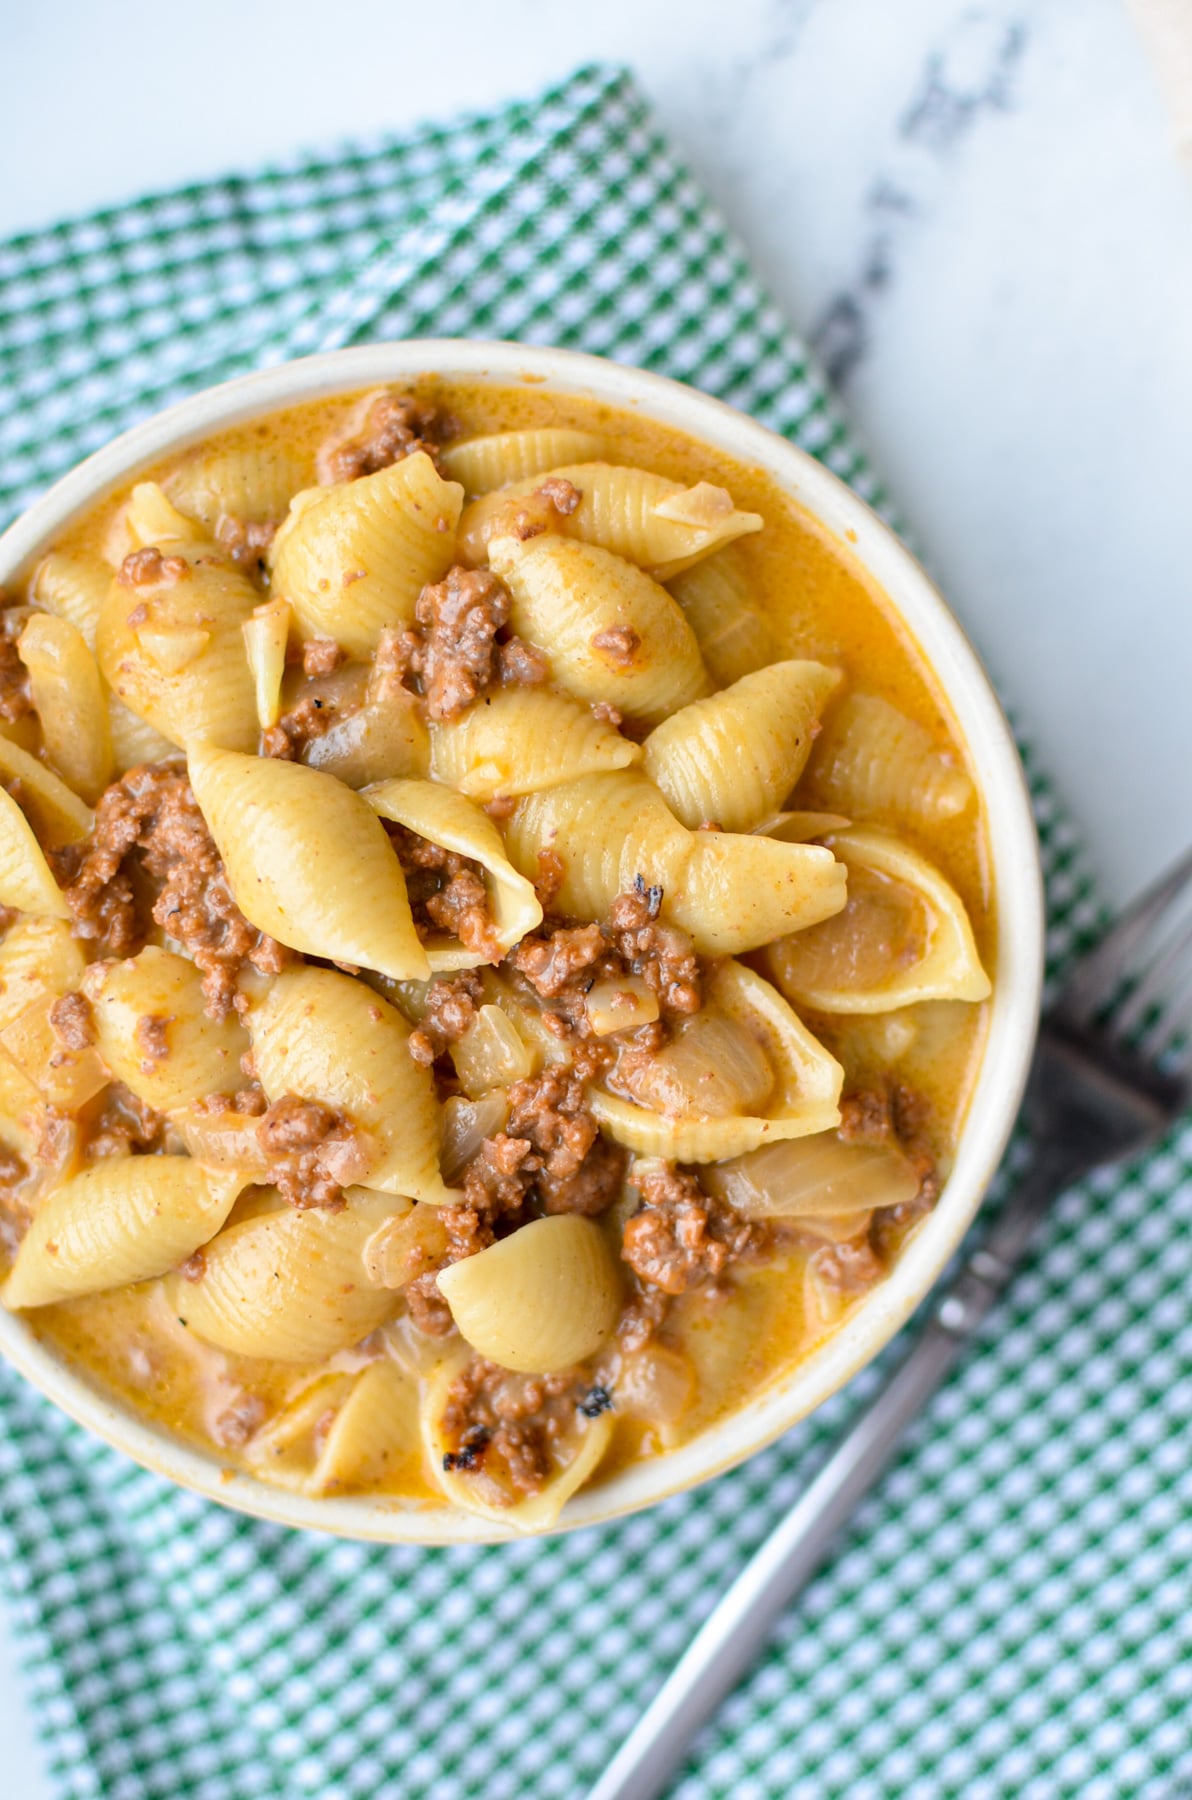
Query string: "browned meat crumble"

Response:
xmin=318 ymin=389 xmax=449 ymax=484
xmin=837 ymin=1082 xmax=940 ymax=1265
xmin=211 ymin=1391 xmax=267 ymax=1448
xmin=386 ymin=821 xmax=501 ymax=962
xmin=441 ymin=1358 xmax=593 ymax=1497
xmin=388 ymin=564 xmax=547 ymax=723
xmin=621 ymin=1163 xmax=761 ymax=1297
xmin=118 ymin=546 xmax=190 ymax=587
xmin=48 ymin=992 xmax=95 ymax=1053
xmin=407 ymin=971 xmax=482 ymax=1067
xmin=0 ymin=607 xmax=33 ymax=723
xmin=255 ymin=1092 xmax=370 ymax=1210
xmin=214 ymin=515 xmax=277 ymax=571
xmin=83 ymin=1082 xmax=168 ymax=1162
xmin=134 ymin=1013 xmax=171 ymax=1070
xmin=58 ymin=763 xmax=294 ymax=1020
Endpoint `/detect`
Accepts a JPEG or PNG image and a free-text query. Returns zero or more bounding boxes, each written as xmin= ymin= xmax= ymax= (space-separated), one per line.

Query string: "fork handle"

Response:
xmin=588 ymin=1155 xmax=1079 ymax=1800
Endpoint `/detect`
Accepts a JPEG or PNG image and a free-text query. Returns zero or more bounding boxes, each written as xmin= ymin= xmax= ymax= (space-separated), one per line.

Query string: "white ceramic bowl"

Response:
xmin=0 ymin=340 xmax=1044 ymax=1542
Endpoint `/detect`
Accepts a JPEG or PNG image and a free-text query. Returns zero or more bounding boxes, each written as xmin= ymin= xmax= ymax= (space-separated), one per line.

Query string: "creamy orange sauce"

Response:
xmin=14 ymin=378 xmax=992 ymax=1510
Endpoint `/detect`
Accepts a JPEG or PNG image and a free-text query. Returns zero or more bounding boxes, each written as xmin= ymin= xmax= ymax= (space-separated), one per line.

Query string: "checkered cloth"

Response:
xmin=1 ymin=63 xmax=1189 ymax=1800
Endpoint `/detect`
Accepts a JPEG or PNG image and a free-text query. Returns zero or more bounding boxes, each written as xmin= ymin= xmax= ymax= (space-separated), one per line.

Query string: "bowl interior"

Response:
xmin=0 ymin=340 xmax=1044 ymax=1542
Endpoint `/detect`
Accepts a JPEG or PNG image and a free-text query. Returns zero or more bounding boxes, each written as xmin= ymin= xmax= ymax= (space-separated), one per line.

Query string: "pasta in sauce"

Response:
xmin=0 ymin=379 xmax=993 ymax=1529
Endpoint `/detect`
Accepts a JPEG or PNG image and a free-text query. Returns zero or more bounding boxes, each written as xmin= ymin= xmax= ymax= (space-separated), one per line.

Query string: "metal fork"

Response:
xmin=590 ymin=845 xmax=1192 ymax=1800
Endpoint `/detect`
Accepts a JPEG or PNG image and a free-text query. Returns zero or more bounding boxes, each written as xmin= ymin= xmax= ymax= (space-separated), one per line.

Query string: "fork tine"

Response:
xmin=1109 ymin=909 xmax=1192 ymax=1042
xmin=1056 ymin=843 xmax=1192 ymax=1025
xmin=1137 ymin=956 xmax=1192 ymax=1064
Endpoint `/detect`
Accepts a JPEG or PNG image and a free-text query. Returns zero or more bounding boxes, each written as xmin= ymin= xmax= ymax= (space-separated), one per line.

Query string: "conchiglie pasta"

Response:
xmin=95 ymin=542 xmax=260 ymax=753
xmin=187 ymin=744 xmax=429 ymax=980
xmin=0 ymin=991 xmax=107 ymax=1112
xmin=0 ymin=788 xmax=69 ymax=919
xmin=422 ymin=1346 xmax=614 ymax=1530
xmin=504 ymin=771 xmax=848 ymax=954
xmin=441 ymin=429 xmax=606 ymax=494
xmin=437 ymin=1215 xmax=621 ymax=1374
xmin=18 ymin=613 xmax=112 ymax=802
xmin=589 ymin=960 xmax=843 ymax=1161
xmin=163 ymin=1187 xmax=403 ymax=1362
xmin=29 ymin=550 xmax=109 ymax=648
xmin=248 ymin=966 xmax=453 ymax=1205
xmin=428 ymin=686 xmax=640 ymax=800
xmin=643 ymin=660 xmax=842 ymax=832
xmin=165 ymin=444 xmax=312 ymax=531
xmin=488 ymin=535 xmax=711 ymax=726
xmin=0 ymin=736 xmax=92 ymax=846
xmin=83 ymin=947 xmax=251 ymax=1112
xmin=307 ymin=1359 xmax=422 ymax=1497
xmin=363 ymin=777 xmax=542 ymax=969
xmin=107 ymin=699 xmax=179 ymax=773
xmin=804 ymin=692 xmax=974 ymax=826
xmin=765 ymin=827 xmax=992 ymax=1012
xmin=666 ymin=544 xmax=781 ymax=686
xmin=0 ymin=917 xmax=86 ymax=1030
xmin=3 ymin=1159 xmax=246 ymax=1310
xmin=459 ymin=463 xmax=763 ymax=579
xmin=268 ymin=452 xmax=463 ymax=655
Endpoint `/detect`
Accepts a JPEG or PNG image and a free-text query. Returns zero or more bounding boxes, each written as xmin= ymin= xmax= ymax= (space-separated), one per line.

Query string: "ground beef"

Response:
xmin=255 ymin=1092 xmax=370 ymax=1210
xmin=118 ymin=546 xmax=190 ymax=587
xmin=590 ymin=625 xmax=641 ymax=667
xmin=505 ymin=1066 xmax=626 ymax=1215
xmin=48 ymin=992 xmax=95 ymax=1052
xmin=441 ymin=1358 xmax=590 ymax=1497
xmin=407 ymin=971 xmax=483 ymax=1067
xmin=214 ymin=515 xmax=277 ymax=572
xmin=134 ymin=1013 xmax=171 ymax=1070
xmin=319 ymin=390 xmax=447 ymax=483
xmin=193 ymin=1084 xmax=267 ymax=1117
xmin=839 ymin=1082 xmax=941 ymax=1262
xmin=390 ymin=564 xmax=547 ymax=723
xmin=60 ymin=763 xmax=294 ymax=1019
xmin=211 ymin=1391 xmax=266 ymax=1448
xmin=387 ymin=821 xmax=502 ymax=962
xmin=621 ymin=1163 xmax=759 ymax=1296
xmin=84 ymin=1083 xmax=168 ymax=1162
xmin=458 ymin=1134 xmax=535 ymax=1215
xmin=607 ymin=881 xmax=702 ymax=1014
xmin=533 ymin=848 xmax=566 ymax=909
xmin=0 ymin=609 xmax=32 ymax=724
xmin=510 ymin=886 xmax=703 ymax=1038
xmin=261 ymin=693 xmax=341 ymax=761
xmin=811 ymin=1238 xmax=886 ymax=1294
xmin=535 ymin=475 xmax=582 ymax=516
xmin=303 ymin=638 xmax=346 ymax=678
xmin=0 ymin=1147 xmax=30 ymax=1257
xmin=404 ymin=1203 xmax=499 ymax=1337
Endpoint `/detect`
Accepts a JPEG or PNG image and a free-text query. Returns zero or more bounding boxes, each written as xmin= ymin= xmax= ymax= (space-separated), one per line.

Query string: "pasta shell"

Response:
xmin=441 ymin=429 xmax=607 ymax=495
xmin=428 ymin=686 xmax=640 ymax=801
xmin=29 ymin=550 xmax=109 ymax=649
xmin=766 ymin=827 xmax=992 ymax=1013
xmin=436 ymin=1214 xmax=621 ymax=1374
xmin=18 ymin=613 xmax=113 ymax=802
xmin=84 ymin=946 xmax=251 ymax=1112
xmin=245 ymin=1371 xmax=358 ymax=1489
xmin=363 ymin=777 xmax=542 ymax=970
xmin=268 ymin=452 xmax=463 ymax=655
xmin=0 ymin=992 xmax=108 ymax=1112
xmin=3 ymin=1158 xmax=246 ymax=1310
xmin=643 ymin=660 xmax=842 ymax=832
xmin=165 ymin=444 xmax=312 ymax=530
xmin=421 ymin=1345 xmax=614 ymax=1530
xmin=504 ymin=771 xmax=848 ymax=955
xmin=95 ymin=543 xmax=260 ymax=753
xmin=750 ymin=811 xmax=852 ymax=843
xmin=307 ymin=1358 xmax=421 ymax=1496
xmin=0 ymin=736 xmax=92 ymax=846
xmin=667 ymin=544 xmax=781 ymax=686
xmin=248 ymin=966 xmax=453 ymax=1205
xmin=163 ymin=1186 xmax=404 ymax=1362
xmin=0 ymin=789 xmax=69 ymax=919
xmin=589 ymin=960 xmax=843 ymax=1161
xmin=0 ymin=917 xmax=86 ymax=1031
xmin=804 ymin=693 xmax=974 ymax=826
xmin=488 ymin=535 xmax=711 ymax=726
xmin=125 ymin=482 xmax=207 ymax=548
xmin=106 ymin=699 xmax=177 ymax=773
xmin=187 ymin=744 xmax=430 ymax=980
xmin=459 ymin=463 xmax=762 ymax=579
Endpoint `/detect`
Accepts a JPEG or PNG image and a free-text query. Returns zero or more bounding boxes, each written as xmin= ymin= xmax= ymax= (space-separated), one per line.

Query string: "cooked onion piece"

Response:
xmin=307 ymin=1358 xmax=422 ymax=1497
xmin=589 ymin=960 xmax=843 ymax=1162
xmin=702 ymin=1134 xmax=921 ymax=1221
xmin=436 ymin=1215 xmax=621 ymax=1374
xmin=766 ymin=828 xmax=991 ymax=1013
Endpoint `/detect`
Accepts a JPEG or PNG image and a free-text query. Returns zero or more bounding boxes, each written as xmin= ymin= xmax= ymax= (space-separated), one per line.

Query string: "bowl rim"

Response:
xmin=0 ymin=338 xmax=1045 ymax=1544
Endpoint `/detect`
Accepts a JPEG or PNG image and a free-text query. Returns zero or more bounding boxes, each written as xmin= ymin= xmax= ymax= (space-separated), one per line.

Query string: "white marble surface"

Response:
xmin=1 ymin=1 xmax=1190 ymax=1793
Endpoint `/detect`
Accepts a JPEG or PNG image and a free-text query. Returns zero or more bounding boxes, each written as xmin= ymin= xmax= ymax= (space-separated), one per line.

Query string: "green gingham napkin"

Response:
xmin=1 ymin=63 xmax=1190 ymax=1800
